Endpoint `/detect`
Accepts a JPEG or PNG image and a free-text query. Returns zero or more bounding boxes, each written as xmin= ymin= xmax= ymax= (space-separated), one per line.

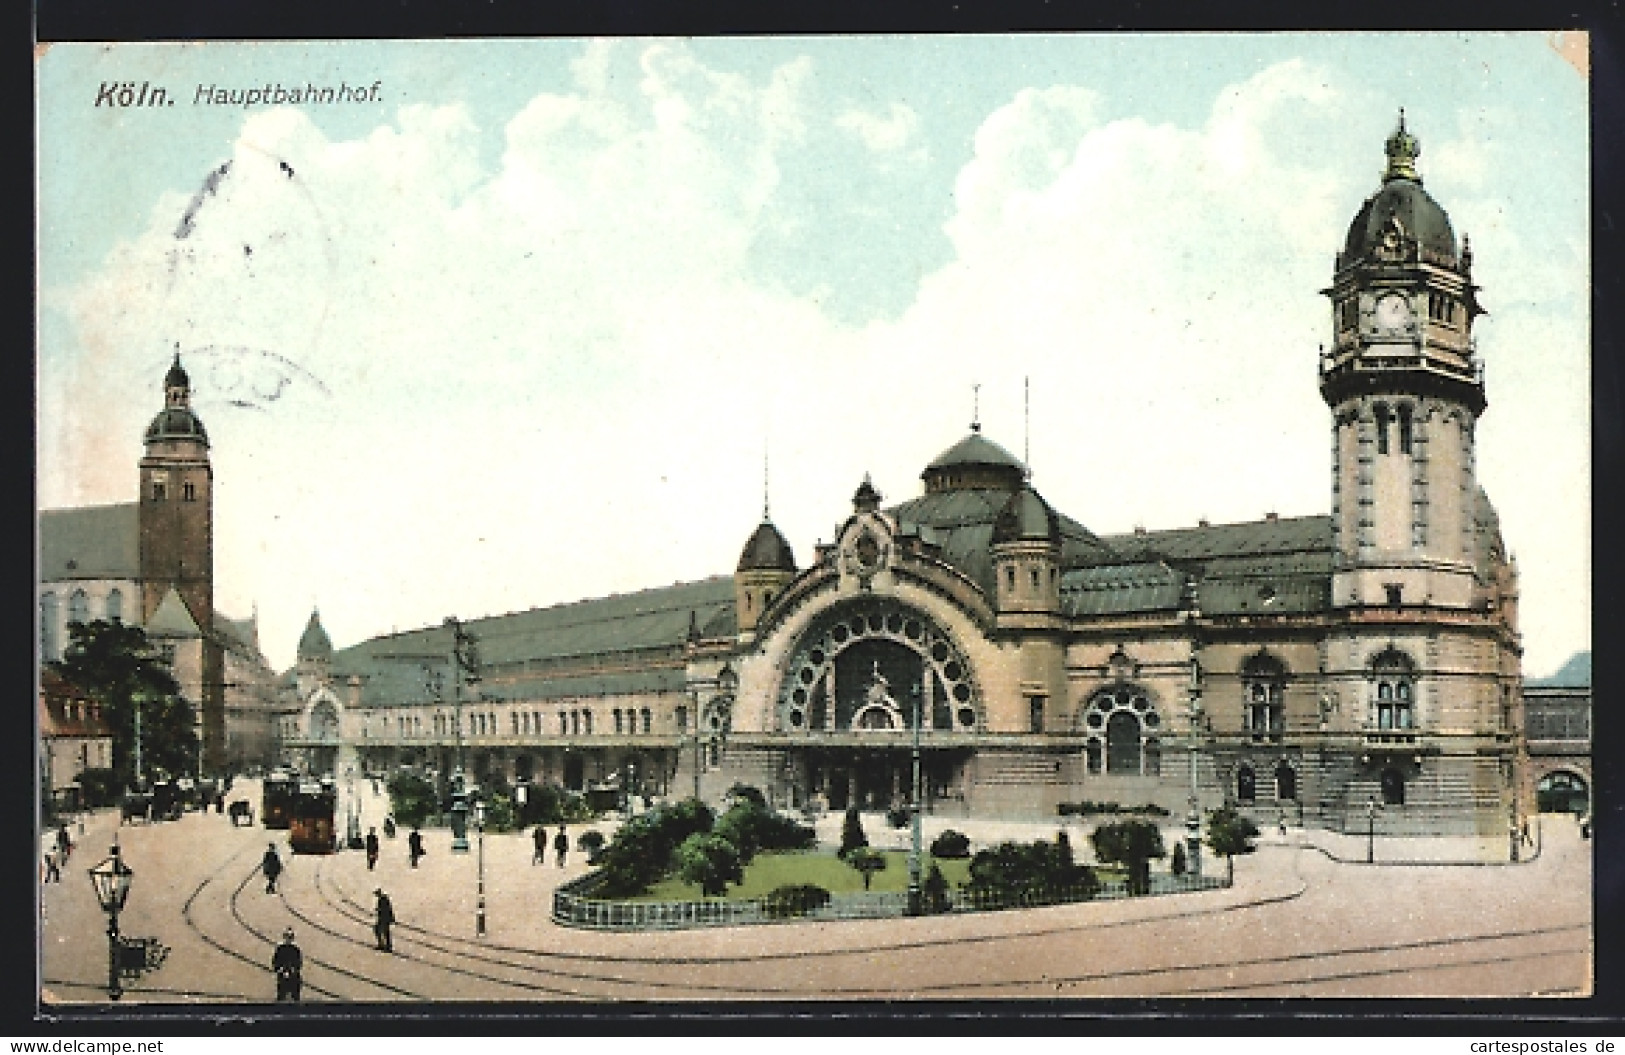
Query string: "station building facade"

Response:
xmin=293 ymin=119 xmax=1530 ymax=839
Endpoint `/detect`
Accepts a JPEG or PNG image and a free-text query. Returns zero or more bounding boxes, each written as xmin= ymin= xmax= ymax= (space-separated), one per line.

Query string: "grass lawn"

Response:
xmin=636 ymin=850 xmax=974 ymax=901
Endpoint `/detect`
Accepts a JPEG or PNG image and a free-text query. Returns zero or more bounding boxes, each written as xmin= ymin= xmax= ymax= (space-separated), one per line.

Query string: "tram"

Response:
xmin=288 ymin=778 xmax=338 ymax=855
xmin=261 ymin=768 xmax=299 ymax=830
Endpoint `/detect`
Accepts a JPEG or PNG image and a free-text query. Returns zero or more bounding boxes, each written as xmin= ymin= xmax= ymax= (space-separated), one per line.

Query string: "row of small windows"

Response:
xmin=389 ymin=705 xmax=668 ymax=739
xmin=40 ymin=590 xmax=124 ymax=657
xmin=1234 ymin=763 xmax=1406 ymax=808
xmin=1372 ymin=401 xmax=1415 ymax=456
xmin=149 ymin=480 xmax=199 ymax=501
xmin=1002 ymin=565 xmax=1059 ymax=592
xmin=1336 ymin=295 xmax=1458 ymax=330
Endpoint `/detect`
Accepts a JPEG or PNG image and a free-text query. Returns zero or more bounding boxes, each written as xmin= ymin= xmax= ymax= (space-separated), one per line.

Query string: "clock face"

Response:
xmin=1375 ymin=293 xmax=1412 ymax=331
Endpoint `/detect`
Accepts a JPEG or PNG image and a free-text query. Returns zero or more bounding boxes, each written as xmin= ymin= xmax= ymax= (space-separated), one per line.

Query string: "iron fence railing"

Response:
xmin=552 ymin=869 xmax=1229 ymax=931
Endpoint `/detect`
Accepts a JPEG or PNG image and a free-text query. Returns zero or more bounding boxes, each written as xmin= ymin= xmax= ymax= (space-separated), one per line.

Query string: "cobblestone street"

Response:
xmin=39 ymin=780 xmax=1591 ymax=1007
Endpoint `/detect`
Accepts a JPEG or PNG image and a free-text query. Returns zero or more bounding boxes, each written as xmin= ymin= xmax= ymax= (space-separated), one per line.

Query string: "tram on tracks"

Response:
xmin=262 ymin=769 xmax=298 ymax=830
xmin=288 ymin=778 xmax=338 ymax=855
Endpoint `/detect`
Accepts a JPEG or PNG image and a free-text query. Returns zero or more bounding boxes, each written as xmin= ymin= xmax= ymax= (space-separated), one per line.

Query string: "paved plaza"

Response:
xmin=39 ymin=780 xmax=1591 ymax=1006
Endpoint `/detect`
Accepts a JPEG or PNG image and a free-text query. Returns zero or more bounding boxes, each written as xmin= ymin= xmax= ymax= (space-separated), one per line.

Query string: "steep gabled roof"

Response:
xmin=38 ymin=503 xmax=140 ymax=582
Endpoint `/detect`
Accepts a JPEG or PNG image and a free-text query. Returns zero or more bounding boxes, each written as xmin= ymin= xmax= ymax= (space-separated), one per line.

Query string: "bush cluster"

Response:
xmin=515 ymin=784 xmax=596 ymax=827
xmin=593 ymin=786 xmax=818 ymax=898
xmin=1090 ymin=819 xmax=1167 ymax=895
xmin=386 ymin=771 xmax=439 ymax=829
xmin=762 ymin=884 xmax=831 ymax=919
xmin=929 ymin=829 xmax=971 ymax=859
xmin=1057 ymin=801 xmax=1171 ymax=818
xmin=886 ymin=806 xmax=911 ymax=829
xmin=965 ymin=833 xmax=1099 ymax=906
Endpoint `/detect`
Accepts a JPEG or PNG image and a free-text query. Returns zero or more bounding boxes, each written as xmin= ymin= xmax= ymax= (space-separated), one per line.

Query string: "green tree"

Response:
xmin=921 ymin=863 xmax=952 ymax=914
xmin=675 ymin=832 xmax=743 ymax=897
xmin=1205 ymin=806 xmax=1260 ymax=882
xmin=845 ymin=847 xmax=887 ymax=890
xmin=966 ymin=839 xmax=1098 ymax=906
xmin=387 ymin=771 xmax=439 ymax=828
xmin=1090 ymin=819 xmax=1166 ymax=895
xmin=597 ymin=797 xmax=716 ymax=897
xmin=838 ymin=805 xmax=869 ymax=859
xmin=49 ymin=619 xmax=197 ymax=788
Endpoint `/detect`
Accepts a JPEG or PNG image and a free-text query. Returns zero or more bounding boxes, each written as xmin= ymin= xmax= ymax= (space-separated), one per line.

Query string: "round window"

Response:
xmin=1144 ymin=712 xmax=1160 ymax=728
xmin=809 ymin=648 xmax=825 ymax=666
xmin=1132 ymin=695 xmax=1149 ymax=711
xmin=799 ymin=667 xmax=816 ymax=684
xmin=1086 ymin=711 xmax=1104 ymax=728
xmin=957 ymin=707 xmax=976 ymax=728
xmin=952 ymin=683 xmax=971 ymax=703
xmin=944 ymin=660 xmax=963 ymax=681
xmin=904 ymin=620 xmax=922 ymax=640
xmin=832 ymin=625 xmax=849 ymax=644
xmin=792 ymin=687 xmax=807 ymax=705
xmin=789 ymin=709 xmax=804 ymax=728
xmin=932 ymin=642 xmax=950 ymax=663
xmin=886 ymin=613 xmax=903 ymax=633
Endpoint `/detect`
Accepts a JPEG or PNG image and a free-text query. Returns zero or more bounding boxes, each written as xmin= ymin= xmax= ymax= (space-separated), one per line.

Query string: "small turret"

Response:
xmin=735 ymin=520 xmax=796 ymax=636
xmin=991 ymin=485 xmax=1061 ymax=616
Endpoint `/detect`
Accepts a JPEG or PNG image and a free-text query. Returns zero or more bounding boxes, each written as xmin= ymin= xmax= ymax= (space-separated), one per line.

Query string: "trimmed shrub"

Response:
xmin=838 ymin=806 xmax=869 ymax=859
xmin=1091 ymin=819 xmax=1167 ymax=895
xmin=1171 ymin=840 xmax=1188 ymax=876
xmin=845 ymin=847 xmax=887 ymax=890
xmin=387 ymin=771 xmax=438 ymax=829
xmin=922 ymin=863 xmax=952 ymax=914
xmin=886 ymin=805 xmax=911 ymax=829
xmin=714 ymin=798 xmax=816 ymax=865
xmin=576 ymin=829 xmax=606 ymax=859
xmin=77 ymin=768 xmax=120 ymax=808
xmin=929 ymin=829 xmax=971 ymax=859
xmin=675 ymin=832 xmax=743 ymax=897
xmin=762 ymin=884 xmax=831 ymax=919
xmin=966 ymin=838 xmax=1099 ymax=907
xmin=725 ymin=783 xmax=768 ymax=810
xmin=596 ymin=797 xmax=717 ymax=897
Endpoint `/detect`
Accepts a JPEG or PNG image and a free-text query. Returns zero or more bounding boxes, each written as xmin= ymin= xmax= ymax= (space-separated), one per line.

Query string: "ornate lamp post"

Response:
xmin=1366 ymin=798 xmax=1378 ymax=864
xmin=87 ymin=845 xmax=134 ymax=1001
xmin=475 ymin=795 xmax=487 ymax=937
xmin=908 ymin=682 xmax=924 ymax=916
xmin=450 ymin=785 xmax=470 ymax=854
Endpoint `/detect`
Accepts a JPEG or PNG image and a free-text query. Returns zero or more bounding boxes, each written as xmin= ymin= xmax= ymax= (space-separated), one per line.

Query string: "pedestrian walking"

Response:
xmin=42 ymin=850 xmax=61 ymax=883
xmin=532 ymin=824 xmax=547 ymax=865
xmin=262 ymin=842 xmax=284 ymax=893
xmin=365 ymin=827 xmax=380 ymax=871
xmin=1277 ymin=812 xmax=1287 ymax=838
xmin=56 ymin=824 xmax=72 ymax=863
xmin=553 ymin=824 xmax=569 ymax=867
xmin=373 ymin=889 xmax=395 ymax=951
xmin=408 ymin=827 xmax=424 ymax=868
xmin=272 ymin=928 xmax=303 ymax=1002
xmin=383 ymin=815 xmax=396 ymax=839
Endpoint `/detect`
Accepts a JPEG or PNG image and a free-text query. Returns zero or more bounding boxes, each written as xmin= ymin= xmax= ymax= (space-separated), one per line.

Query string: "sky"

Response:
xmin=35 ymin=33 xmax=1590 ymax=677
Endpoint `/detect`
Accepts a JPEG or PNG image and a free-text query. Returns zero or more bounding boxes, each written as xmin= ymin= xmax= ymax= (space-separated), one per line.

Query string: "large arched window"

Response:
xmin=1370 ymin=649 xmax=1417 ymax=730
xmin=68 ymin=589 xmax=89 ymax=626
xmin=778 ymin=600 xmax=981 ymax=734
xmin=1242 ymin=653 xmax=1286 ymax=743
xmin=1082 ymin=685 xmax=1162 ymax=776
xmin=106 ymin=588 xmax=123 ymax=623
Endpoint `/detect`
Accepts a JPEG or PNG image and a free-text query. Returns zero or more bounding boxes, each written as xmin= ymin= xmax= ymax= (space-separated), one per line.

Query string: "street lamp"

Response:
xmin=87 ymin=844 xmax=133 ymax=1001
xmin=475 ymin=795 xmax=487 ymax=937
xmin=1366 ymin=798 xmax=1378 ymax=864
xmin=907 ymin=682 xmax=923 ymax=916
xmin=450 ymin=782 xmax=470 ymax=854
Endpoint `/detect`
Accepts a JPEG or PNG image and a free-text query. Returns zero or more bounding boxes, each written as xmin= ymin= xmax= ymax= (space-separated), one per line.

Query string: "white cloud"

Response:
xmin=39 ymin=51 xmax=1587 ymax=676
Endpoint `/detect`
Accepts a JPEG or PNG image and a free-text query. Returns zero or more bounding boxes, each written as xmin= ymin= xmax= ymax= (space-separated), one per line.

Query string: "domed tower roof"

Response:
xmin=1341 ymin=112 xmax=1458 ymax=267
xmin=993 ymin=485 xmax=1061 ymax=545
xmin=297 ymin=609 xmax=333 ymax=662
xmin=146 ymin=354 xmax=210 ymax=446
xmin=921 ymin=429 xmax=1028 ymax=494
xmin=737 ymin=519 xmax=797 ymax=573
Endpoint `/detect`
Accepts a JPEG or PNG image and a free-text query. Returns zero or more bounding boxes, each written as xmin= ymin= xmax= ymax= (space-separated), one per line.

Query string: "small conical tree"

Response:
xmin=838 ymin=805 xmax=868 ymax=859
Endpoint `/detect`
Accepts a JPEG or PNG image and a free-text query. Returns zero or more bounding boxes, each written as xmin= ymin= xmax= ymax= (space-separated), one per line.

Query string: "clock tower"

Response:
xmin=1320 ymin=113 xmax=1487 ymax=611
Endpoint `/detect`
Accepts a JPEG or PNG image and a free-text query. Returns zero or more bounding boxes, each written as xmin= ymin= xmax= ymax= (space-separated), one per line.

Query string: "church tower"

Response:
xmin=1321 ymin=113 xmax=1486 ymax=611
xmin=138 ymin=354 xmax=224 ymax=774
xmin=139 ymin=355 xmax=214 ymax=626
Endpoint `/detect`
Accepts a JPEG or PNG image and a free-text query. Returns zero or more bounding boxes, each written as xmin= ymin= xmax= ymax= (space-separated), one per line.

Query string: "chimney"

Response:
xmin=1265 ymin=511 xmax=1278 ymax=522
xmin=1133 ymin=524 xmax=1147 ymax=536
xmin=1198 ymin=518 xmax=1210 ymax=528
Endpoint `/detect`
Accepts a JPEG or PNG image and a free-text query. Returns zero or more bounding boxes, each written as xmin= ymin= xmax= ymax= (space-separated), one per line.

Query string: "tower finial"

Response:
xmin=1384 ymin=108 xmax=1421 ymax=182
xmin=763 ymin=445 xmax=771 ymax=522
xmin=971 ymin=383 xmax=981 ymax=433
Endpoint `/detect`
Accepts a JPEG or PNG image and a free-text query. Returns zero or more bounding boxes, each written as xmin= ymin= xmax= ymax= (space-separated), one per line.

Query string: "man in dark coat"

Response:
xmin=272 ymin=928 xmax=302 ymax=1001
xmin=532 ymin=824 xmax=547 ymax=865
xmin=407 ymin=828 xmax=424 ymax=867
xmin=553 ymin=824 xmax=568 ymax=867
xmin=262 ymin=843 xmax=283 ymax=893
xmin=365 ymin=827 xmax=380 ymax=871
xmin=373 ymin=889 xmax=395 ymax=951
